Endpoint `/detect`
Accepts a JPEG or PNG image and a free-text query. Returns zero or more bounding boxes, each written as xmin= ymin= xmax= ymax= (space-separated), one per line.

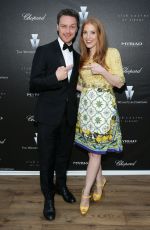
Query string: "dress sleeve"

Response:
xmin=109 ymin=48 xmax=125 ymax=84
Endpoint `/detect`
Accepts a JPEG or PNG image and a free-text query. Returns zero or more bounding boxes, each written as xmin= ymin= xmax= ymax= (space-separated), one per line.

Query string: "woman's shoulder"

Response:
xmin=106 ymin=47 xmax=120 ymax=58
xmin=106 ymin=48 xmax=121 ymax=62
xmin=106 ymin=47 xmax=120 ymax=56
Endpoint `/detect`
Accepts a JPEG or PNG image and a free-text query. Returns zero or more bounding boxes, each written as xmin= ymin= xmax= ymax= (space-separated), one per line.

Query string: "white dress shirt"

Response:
xmin=58 ymin=37 xmax=73 ymax=81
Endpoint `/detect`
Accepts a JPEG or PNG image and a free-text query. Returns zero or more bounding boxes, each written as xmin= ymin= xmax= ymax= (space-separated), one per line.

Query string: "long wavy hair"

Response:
xmin=79 ymin=17 xmax=108 ymax=69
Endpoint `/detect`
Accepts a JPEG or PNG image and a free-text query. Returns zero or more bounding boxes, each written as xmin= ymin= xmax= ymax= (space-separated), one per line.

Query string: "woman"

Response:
xmin=75 ymin=17 xmax=125 ymax=215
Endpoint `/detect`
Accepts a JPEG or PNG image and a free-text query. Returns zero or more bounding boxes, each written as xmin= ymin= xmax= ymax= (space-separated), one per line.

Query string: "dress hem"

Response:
xmin=75 ymin=141 xmax=123 ymax=155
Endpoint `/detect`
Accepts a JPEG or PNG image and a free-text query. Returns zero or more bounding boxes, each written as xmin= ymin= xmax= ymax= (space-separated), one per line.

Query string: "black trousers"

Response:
xmin=37 ymin=112 xmax=75 ymax=199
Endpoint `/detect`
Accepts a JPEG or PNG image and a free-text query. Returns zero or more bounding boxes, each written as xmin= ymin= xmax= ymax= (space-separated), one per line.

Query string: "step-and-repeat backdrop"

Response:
xmin=0 ymin=0 xmax=150 ymax=173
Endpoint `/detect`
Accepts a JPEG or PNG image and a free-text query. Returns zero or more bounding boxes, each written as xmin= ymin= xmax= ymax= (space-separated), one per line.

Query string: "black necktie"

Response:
xmin=63 ymin=43 xmax=73 ymax=52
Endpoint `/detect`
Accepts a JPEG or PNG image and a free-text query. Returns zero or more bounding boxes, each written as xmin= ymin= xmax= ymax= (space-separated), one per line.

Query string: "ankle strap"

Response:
xmin=82 ymin=194 xmax=91 ymax=199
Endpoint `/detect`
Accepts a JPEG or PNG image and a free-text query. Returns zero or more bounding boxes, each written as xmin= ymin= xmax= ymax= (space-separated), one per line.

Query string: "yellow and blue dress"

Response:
xmin=75 ymin=48 xmax=125 ymax=154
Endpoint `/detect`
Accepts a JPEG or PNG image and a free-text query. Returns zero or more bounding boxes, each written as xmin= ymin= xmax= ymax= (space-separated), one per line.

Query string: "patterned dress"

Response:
xmin=75 ymin=48 xmax=125 ymax=154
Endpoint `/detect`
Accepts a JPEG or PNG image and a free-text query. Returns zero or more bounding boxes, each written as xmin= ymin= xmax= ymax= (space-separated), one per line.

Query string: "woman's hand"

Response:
xmin=90 ymin=63 xmax=105 ymax=75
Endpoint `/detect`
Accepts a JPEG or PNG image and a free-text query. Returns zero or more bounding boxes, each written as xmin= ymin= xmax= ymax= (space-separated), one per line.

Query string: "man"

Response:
xmin=30 ymin=9 xmax=80 ymax=221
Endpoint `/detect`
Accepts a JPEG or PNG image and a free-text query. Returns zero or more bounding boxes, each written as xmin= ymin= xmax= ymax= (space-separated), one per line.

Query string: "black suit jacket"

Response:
xmin=30 ymin=39 xmax=80 ymax=126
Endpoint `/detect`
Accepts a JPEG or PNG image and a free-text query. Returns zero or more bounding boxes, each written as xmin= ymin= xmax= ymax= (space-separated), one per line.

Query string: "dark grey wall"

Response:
xmin=0 ymin=0 xmax=150 ymax=171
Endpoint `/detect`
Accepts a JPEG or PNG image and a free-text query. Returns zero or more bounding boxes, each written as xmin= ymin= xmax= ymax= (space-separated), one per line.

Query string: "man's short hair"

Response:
xmin=57 ymin=8 xmax=80 ymax=30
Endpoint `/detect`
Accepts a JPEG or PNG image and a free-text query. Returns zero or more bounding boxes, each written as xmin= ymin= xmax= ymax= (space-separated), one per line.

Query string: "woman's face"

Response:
xmin=82 ymin=23 xmax=98 ymax=50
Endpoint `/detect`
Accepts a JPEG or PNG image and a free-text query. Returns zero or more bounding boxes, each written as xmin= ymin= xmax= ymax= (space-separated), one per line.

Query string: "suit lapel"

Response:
xmin=54 ymin=40 xmax=66 ymax=67
xmin=69 ymin=51 xmax=78 ymax=83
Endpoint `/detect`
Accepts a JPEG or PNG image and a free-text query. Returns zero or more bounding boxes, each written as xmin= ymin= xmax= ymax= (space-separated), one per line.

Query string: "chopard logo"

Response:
xmin=123 ymin=67 xmax=143 ymax=74
xmin=115 ymin=160 xmax=137 ymax=167
xmin=79 ymin=6 xmax=88 ymax=22
xmin=26 ymin=115 xmax=35 ymax=122
xmin=22 ymin=13 xmax=47 ymax=21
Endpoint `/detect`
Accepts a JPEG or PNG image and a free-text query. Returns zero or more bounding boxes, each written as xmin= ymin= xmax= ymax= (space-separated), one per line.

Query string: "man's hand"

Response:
xmin=56 ymin=65 xmax=73 ymax=81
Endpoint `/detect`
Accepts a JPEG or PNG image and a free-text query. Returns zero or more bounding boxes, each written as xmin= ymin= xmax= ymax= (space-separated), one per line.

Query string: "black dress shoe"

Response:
xmin=43 ymin=199 xmax=55 ymax=221
xmin=56 ymin=186 xmax=76 ymax=203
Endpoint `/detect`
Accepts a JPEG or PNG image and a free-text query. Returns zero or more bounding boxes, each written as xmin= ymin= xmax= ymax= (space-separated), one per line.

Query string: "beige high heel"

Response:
xmin=92 ymin=177 xmax=106 ymax=202
xmin=80 ymin=190 xmax=91 ymax=215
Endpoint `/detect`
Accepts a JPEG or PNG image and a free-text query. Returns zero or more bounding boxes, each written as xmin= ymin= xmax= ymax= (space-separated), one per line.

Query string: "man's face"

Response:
xmin=57 ymin=15 xmax=78 ymax=44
